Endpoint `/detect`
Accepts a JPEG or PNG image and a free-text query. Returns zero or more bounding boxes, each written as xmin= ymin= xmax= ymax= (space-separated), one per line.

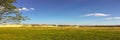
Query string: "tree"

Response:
xmin=0 ymin=0 xmax=29 ymax=24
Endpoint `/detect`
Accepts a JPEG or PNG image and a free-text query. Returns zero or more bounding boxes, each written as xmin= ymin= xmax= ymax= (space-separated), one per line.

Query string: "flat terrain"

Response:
xmin=0 ymin=27 xmax=120 ymax=40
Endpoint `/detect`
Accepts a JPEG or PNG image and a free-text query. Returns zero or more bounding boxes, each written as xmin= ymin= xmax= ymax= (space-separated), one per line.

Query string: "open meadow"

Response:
xmin=0 ymin=27 xmax=120 ymax=40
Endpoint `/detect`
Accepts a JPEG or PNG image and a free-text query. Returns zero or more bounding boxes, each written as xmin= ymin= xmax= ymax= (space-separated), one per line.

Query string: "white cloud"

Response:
xmin=30 ymin=8 xmax=35 ymax=10
xmin=1 ymin=7 xmax=35 ymax=11
xmin=85 ymin=13 xmax=110 ymax=17
xmin=106 ymin=17 xmax=120 ymax=20
xmin=19 ymin=7 xmax=29 ymax=11
xmin=18 ymin=7 xmax=35 ymax=11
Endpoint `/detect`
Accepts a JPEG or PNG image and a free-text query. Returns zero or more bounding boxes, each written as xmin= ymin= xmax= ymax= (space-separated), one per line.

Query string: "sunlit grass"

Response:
xmin=0 ymin=27 xmax=120 ymax=40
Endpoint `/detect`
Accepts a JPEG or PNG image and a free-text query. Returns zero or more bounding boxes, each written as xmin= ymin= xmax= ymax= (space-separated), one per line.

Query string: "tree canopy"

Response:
xmin=0 ymin=0 xmax=29 ymax=24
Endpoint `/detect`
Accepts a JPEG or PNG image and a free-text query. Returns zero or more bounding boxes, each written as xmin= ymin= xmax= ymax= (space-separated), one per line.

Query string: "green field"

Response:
xmin=0 ymin=27 xmax=120 ymax=40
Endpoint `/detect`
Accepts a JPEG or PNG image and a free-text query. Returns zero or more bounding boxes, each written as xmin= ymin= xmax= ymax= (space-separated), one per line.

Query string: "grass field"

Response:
xmin=0 ymin=27 xmax=120 ymax=40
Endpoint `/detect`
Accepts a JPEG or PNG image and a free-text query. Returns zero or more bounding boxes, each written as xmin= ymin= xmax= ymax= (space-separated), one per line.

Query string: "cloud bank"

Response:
xmin=84 ymin=13 xmax=110 ymax=17
xmin=106 ymin=17 xmax=120 ymax=20
xmin=18 ymin=7 xmax=35 ymax=11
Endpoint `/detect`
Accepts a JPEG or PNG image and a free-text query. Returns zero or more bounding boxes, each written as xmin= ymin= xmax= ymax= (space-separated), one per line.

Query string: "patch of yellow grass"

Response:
xmin=0 ymin=24 xmax=22 ymax=27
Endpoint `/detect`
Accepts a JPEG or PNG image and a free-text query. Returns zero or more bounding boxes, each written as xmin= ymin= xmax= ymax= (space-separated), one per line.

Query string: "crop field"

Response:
xmin=0 ymin=27 xmax=120 ymax=40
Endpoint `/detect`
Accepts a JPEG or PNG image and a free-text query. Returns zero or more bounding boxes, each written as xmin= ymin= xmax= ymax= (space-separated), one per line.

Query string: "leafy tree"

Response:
xmin=0 ymin=0 xmax=29 ymax=24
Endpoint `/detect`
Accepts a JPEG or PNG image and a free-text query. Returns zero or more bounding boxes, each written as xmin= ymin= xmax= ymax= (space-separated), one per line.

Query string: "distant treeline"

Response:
xmin=22 ymin=24 xmax=120 ymax=27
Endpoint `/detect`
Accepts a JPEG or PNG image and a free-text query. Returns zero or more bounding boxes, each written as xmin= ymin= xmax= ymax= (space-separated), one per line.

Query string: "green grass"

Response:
xmin=0 ymin=27 xmax=120 ymax=40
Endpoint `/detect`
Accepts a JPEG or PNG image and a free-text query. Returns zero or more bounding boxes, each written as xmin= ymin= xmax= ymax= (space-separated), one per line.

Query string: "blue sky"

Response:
xmin=15 ymin=0 xmax=120 ymax=25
